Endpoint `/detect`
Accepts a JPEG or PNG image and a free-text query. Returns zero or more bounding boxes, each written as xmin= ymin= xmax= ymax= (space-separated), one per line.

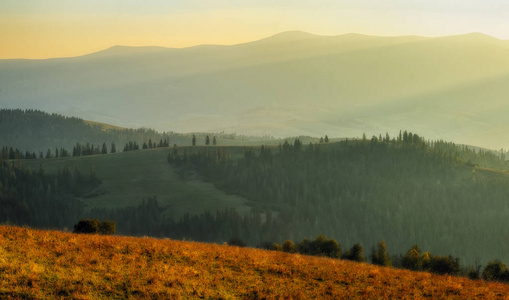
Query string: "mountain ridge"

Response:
xmin=3 ymin=31 xmax=506 ymax=61
xmin=2 ymin=31 xmax=509 ymax=148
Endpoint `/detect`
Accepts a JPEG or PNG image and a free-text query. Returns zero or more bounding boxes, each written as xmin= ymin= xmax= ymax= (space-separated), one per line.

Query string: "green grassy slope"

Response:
xmin=21 ymin=147 xmax=252 ymax=219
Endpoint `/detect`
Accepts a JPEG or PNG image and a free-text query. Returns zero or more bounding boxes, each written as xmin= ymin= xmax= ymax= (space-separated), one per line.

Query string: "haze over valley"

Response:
xmin=2 ymin=31 xmax=509 ymax=149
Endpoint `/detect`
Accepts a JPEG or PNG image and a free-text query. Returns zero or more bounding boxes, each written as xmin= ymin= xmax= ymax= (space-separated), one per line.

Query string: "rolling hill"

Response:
xmin=2 ymin=32 xmax=509 ymax=148
xmin=1 ymin=225 xmax=508 ymax=299
xmin=11 ymin=134 xmax=509 ymax=266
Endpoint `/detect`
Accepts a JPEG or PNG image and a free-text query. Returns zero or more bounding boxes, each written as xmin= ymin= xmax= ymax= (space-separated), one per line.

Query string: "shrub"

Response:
xmin=429 ymin=255 xmax=460 ymax=275
xmin=228 ymin=237 xmax=246 ymax=247
xmin=297 ymin=235 xmax=341 ymax=258
xmin=318 ymin=238 xmax=342 ymax=258
xmin=467 ymin=265 xmax=481 ymax=280
xmin=371 ymin=241 xmax=391 ymax=266
xmin=99 ymin=220 xmax=116 ymax=235
xmin=259 ymin=241 xmax=274 ymax=250
xmin=342 ymin=243 xmax=365 ymax=262
xmin=73 ymin=219 xmax=116 ymax=235
xmin=73 ymin=219 xmax=100 ymax=234
xmin=271 ymin=243 xmax=282 ymax=251
xmin=297 ymin=238 xmax=314 ymax=255
xmin=402 ymin=245 xmax=423 ymax=271
xmin=282 ymin=240 xmax=295 ymax=253
xmin=482 ymin=260 xmax=509 ymax=282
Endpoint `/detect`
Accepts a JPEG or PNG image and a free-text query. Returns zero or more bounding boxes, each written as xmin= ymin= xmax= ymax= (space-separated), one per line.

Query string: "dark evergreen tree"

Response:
xmin=101 ymin=142 xmax=108 ymax=154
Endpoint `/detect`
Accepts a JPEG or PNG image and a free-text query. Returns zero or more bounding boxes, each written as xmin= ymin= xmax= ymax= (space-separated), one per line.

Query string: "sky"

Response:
xmin=2 ymin=0 xmax=509 ymax=59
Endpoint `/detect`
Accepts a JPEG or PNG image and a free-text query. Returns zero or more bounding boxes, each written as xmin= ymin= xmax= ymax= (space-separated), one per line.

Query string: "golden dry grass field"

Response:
xmin=0 ymin=225 xmax=508 ymax=299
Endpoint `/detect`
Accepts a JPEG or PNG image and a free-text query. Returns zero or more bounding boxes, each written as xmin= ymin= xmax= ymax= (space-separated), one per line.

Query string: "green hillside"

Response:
xmin=20 ymin=147 xmax=252 ymax=219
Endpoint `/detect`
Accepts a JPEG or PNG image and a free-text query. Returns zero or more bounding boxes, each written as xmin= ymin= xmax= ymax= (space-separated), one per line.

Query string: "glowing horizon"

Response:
xmin=2 ymin=0 xmax=509 ymax=59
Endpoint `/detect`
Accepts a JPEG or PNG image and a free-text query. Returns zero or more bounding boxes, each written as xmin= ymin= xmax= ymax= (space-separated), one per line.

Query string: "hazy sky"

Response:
xmin=2 ymin=0 xmax=509 ymax=59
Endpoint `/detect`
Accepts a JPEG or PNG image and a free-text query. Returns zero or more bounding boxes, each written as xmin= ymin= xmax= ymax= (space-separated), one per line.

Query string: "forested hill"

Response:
xmin=0 ymin=109 xmax=176 ymax=153
xmin=3 ymin=126 xmax=509 ymax=266
xmin=165 ymin=134 xmax=509 ymax=265
xmin=0 ymin=109 xmax=279 ymax=154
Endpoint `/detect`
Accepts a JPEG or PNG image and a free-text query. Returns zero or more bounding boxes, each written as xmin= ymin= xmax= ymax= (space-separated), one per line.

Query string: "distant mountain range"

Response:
xmin=2 ymin=31 xmax=509 ymax=149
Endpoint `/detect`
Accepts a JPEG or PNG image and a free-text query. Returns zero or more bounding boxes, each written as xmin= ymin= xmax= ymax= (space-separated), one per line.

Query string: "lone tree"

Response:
xmin=213 ymin=136 xmax=217 ymax=146
xmin=205 ymin=135 xmax=210 ymax=145
xmin=324 ymin=135 xmax=329 ymax=143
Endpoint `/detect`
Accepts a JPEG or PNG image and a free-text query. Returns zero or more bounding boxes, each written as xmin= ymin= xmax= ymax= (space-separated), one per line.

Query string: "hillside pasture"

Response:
xmin=21 ymin=147 xmax=252 ymax=219
xmin=0 ymin=225 xmax=508 ymax=299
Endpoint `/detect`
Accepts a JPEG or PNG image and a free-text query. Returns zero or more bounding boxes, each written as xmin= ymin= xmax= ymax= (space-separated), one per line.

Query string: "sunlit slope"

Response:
xmin=1 ymin=225 xmax=508 ymax=299
xmin=348 ymin=73 xmax=509 ymax=149
xmin=20 ymin=148 xmax=252 ymax=218
xmin=2 ymin=32 xmax=509 ymax=146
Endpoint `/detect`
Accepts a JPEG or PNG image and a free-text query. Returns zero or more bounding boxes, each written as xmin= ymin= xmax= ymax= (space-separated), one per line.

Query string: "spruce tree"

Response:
xmin=101 ymin=142 xmax=108 ymax=154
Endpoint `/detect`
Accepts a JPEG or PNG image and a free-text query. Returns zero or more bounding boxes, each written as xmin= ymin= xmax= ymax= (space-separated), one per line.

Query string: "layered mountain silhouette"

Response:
xmin=1 ymin=31 xmax=509 ymax=148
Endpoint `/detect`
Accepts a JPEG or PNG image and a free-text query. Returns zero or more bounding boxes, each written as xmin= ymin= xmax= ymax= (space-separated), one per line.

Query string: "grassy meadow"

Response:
xmin=21 ymin=147 xmax=252 ymax=219
xmin=0 ymin=225 xmax=508 ymax=299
